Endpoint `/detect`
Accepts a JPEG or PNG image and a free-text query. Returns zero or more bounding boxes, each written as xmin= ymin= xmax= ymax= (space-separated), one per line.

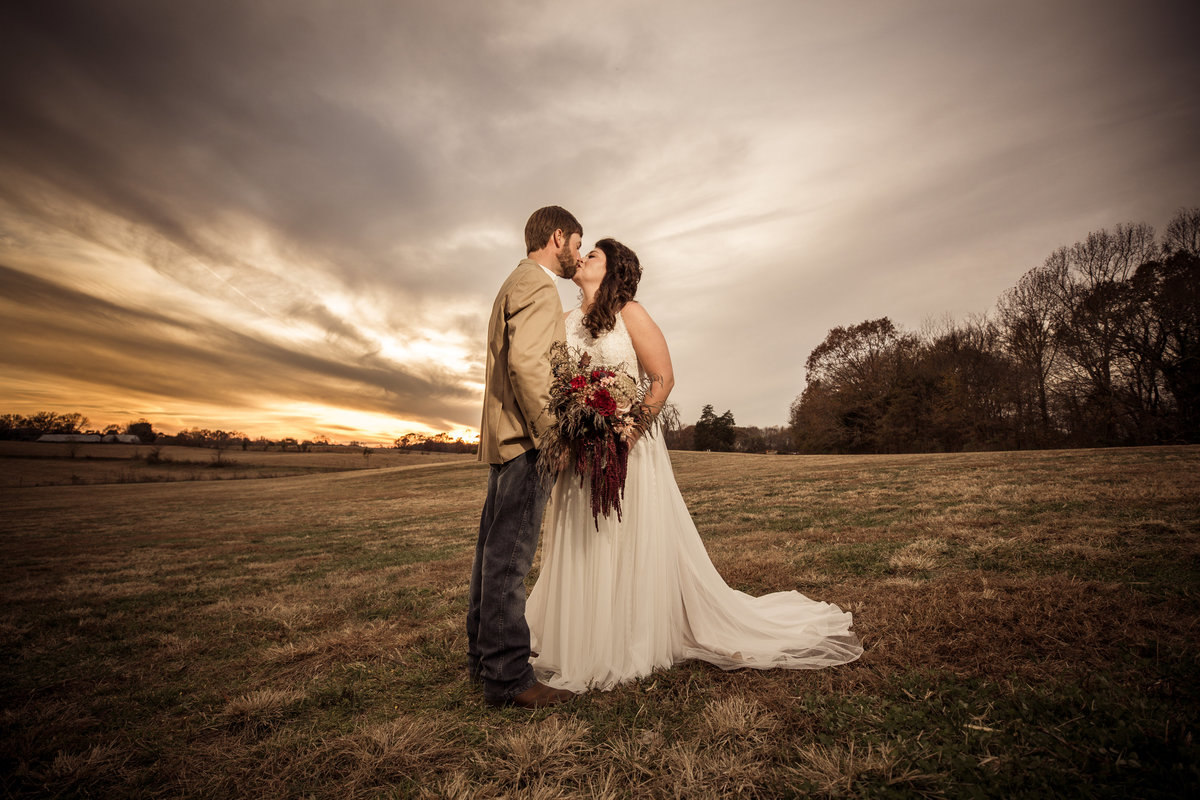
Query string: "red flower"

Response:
xmin=587 ymin=388 xmax=617 ymax=416
xmin=590 ymin=369 xmax=611 ymax=383
xmin=569 ymin=375 xmax=588 ymax=390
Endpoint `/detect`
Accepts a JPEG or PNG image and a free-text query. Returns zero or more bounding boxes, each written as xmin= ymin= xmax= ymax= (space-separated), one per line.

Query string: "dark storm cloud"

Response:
xmin=0 ymin=0 xmax=624 ymax=292
xmin=1 ymin=2 xmax=425 ymax=279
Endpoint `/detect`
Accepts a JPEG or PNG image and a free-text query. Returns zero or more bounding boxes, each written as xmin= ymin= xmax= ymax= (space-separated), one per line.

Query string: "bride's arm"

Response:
xmin=621 ymin=302 xmax=675 ymax=434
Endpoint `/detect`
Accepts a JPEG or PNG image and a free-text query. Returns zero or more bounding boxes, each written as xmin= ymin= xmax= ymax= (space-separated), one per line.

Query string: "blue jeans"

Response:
xmin=466 ymin=449 xmax=550 ymax=703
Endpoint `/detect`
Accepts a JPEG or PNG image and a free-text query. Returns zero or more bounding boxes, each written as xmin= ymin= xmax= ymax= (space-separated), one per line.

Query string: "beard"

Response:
xmin=557 ymin=247 xmax=579 ymax=279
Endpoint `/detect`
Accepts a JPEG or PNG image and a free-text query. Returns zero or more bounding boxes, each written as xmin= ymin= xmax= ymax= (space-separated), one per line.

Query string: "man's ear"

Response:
xmin=552 ymin=229 xmax=565 ymax=248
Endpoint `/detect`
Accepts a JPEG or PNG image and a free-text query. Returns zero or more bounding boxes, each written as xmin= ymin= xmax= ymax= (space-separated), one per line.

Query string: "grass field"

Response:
xmin=0 ymin=442 xmax=473 ymax=488
xmin=1 ymin=446 xmax=1198 ymax=798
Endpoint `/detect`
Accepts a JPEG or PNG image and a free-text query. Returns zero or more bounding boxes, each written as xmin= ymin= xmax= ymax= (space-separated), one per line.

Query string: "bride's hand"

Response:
xmin=624 ymin=427 xmax=642 ymax=449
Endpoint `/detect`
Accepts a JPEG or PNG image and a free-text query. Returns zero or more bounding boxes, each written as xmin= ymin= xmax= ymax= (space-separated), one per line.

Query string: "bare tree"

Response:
xmin=997 ymin=264 xmax=1061 ymax=443
xmin=1163 ymin=206 xmax=1200 ymax=256
xmin=919 ymin=315 xmax=1017 ymax=451
xmin=211 ymin=430 xmax=245 ymax=465
xmin=1050 ymin=223 xmax=1157 ymax=442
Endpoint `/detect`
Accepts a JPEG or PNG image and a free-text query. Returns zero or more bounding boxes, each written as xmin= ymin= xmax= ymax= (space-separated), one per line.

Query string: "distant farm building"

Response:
xmin=103 ymin=434 xmax=141 ymax=444
xmin=37 ymin=434 xmax=102 ymax=443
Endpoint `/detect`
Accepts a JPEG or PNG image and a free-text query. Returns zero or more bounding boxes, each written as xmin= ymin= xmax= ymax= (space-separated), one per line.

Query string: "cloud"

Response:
xmin=0 ymin=0 xmax=1197 ymax=434
xmin=0 ymin=263 xmax=478 ymax=432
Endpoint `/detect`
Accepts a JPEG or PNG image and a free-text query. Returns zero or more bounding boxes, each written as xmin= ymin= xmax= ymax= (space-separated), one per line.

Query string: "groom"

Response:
xmin=468 ymin=205 xmax=582 ymax=708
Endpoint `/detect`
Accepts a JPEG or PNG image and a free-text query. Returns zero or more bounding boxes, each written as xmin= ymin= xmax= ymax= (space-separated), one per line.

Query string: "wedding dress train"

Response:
xmin=527 ymin=308 xmax=862 ymax=692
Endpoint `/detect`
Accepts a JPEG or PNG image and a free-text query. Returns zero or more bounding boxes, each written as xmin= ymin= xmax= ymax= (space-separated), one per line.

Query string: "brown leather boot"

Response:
xmin=486 ymin=681 xmax=575 ymax=709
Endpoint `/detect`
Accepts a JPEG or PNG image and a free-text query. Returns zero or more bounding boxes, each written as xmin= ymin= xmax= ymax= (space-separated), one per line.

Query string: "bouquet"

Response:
xmin=538 ymin=341 xmax=653 ymax=528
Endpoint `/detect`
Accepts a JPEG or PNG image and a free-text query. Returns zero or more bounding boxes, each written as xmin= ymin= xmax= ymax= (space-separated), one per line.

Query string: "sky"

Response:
xmin=1 ymin=0 xmax=1198 ymax=444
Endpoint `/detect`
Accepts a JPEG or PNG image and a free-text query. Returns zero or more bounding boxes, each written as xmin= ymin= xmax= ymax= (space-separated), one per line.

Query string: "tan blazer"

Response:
xmin=478 ymin=259 xmax=567 ymax=464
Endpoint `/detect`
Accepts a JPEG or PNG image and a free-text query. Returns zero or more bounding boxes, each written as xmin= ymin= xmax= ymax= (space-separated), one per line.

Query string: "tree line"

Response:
xmin=789 ymin=207 xmax=1200 ymax=453
xmin=11 ymin=205 xmax=1195 ymax=462
xmin=0 ymin=413 xmax=477 ymax=454
xmin=661 ymin=404 xmax=794 ymax=453
xmin=392 ymin=432 xmax=476 ymax=453
xmin=0 ymin=412 xmax=156 ymax=442
xmin=1 ymin=406 xmax=786 ymax=455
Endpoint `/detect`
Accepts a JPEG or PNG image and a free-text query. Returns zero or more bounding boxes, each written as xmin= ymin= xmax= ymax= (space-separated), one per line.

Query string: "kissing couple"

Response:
xmin=467 ymin=206 xmax=862 ymax=709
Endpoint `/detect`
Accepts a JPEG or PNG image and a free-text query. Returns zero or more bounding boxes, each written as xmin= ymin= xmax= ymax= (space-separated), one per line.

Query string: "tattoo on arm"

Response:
xmin=643 ymin=374 xmax=667 ymax=415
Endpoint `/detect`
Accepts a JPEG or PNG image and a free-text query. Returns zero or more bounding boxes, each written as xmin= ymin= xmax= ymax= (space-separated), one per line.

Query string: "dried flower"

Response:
xmin=538 ymin=341 xmax=654 ymax=527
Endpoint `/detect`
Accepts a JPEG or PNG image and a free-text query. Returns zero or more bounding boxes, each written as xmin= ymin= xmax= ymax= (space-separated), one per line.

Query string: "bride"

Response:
xmin=527 ymin=238 xmax=862 ymax=692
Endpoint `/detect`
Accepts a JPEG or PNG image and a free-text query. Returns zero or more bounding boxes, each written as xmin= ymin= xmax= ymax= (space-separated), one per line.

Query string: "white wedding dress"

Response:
xmin=527 ymin=307 xmax=862 ymax=692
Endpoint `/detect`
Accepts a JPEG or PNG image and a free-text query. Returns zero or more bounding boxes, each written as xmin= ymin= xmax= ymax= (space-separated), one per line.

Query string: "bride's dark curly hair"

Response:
xmin=582 ymin=238 xmax=642 ymax=338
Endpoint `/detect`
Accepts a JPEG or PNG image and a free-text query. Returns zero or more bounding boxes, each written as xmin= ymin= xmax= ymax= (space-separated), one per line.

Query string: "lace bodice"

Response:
xmin=565 ymin=307 xmax=644 ymax=381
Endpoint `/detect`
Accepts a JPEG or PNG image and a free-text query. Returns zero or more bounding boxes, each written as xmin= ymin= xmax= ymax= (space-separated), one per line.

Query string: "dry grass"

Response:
xmin=1 ymin=446 xmax=1198 ymax=798
xmin=0 ymin=441 xmax=472 ymax=487
xmin=220 ymin=689 xmax=307 ymax=736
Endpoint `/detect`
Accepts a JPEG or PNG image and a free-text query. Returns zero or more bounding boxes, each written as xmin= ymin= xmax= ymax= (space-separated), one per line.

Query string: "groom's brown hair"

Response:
xmin=525 ymin=206 xmax=582 ymax=254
